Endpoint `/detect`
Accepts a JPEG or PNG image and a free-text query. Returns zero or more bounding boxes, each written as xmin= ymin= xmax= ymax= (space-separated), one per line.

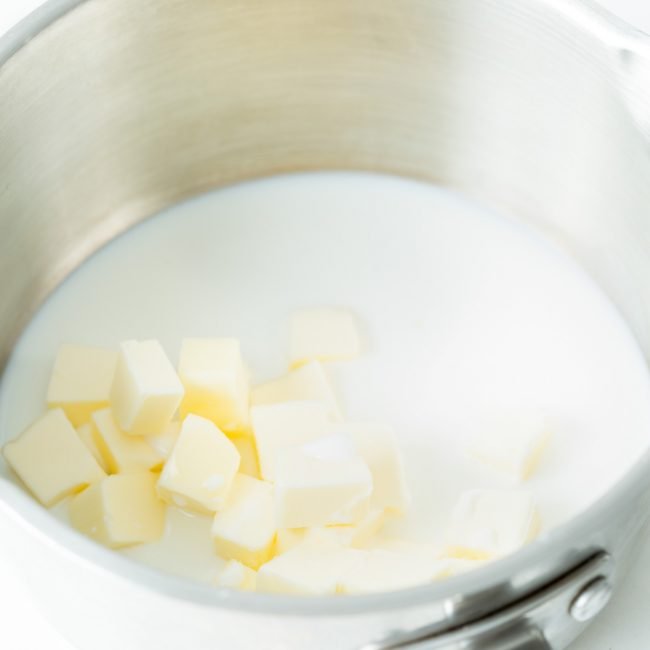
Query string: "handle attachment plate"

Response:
xmin=360 ymin=552 xmax=612 ymax=650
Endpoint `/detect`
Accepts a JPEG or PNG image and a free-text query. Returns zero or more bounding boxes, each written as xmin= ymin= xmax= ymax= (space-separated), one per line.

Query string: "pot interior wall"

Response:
xmin=1 ymin=0 xmax=650 ymax=427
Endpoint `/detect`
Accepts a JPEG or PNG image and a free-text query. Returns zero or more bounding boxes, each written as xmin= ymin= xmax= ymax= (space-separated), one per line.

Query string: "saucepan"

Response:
xmin=1 ymin=0 xmax=650 ymax=648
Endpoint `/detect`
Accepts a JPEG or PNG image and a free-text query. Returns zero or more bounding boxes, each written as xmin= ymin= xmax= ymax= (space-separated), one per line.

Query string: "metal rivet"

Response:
xmin=569 ymin=577 xmax=613 ymax=623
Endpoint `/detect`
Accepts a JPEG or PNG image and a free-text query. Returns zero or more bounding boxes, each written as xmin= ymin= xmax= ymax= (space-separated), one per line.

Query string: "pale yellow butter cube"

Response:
xmin=446 ymin=489 xmax=540 ymax=559
xmin=214 ymin=560 xmax=257 ymax=591
xmin=336 ymin=421 xmax=410 ymax=513
xmin=251 ymin=401 xmax=329 ymax=481
xmin=274 ymin=434 xmax=372 ymax=528
xmin=3 ymin=409 xmax=106 ymax=506
xmin=251 ymin=361 xmax=341 ymax=420
xmin=274 ymin=526 xmax=346 ymax=554
xmin=69 ymin=472 xmax=165 ymax=548
xmin=275 ymin=507 xmax=386 ymax=555
xmin=178 ymin=338 xmax=249 ymax=435
xmin=327 ymin=507 xmax=387 ymax=547
xmin=257 ymin=547 xmax=359 ymax=595
xmin=275 ymin=528 xmax=308 ymax=555
xmin=46 ymin=344 xmax=117 ymax=426
xmin=157 ymin=415 xmax=240 ymax=514
xmin=111 ymin=340 xmax=184 ymax=436
xmin=232 ymin=437 xmax=260 ymax=478
xmin=289 ymin=307 xmax=361 ymax=369
xmin=76 ymin=423 xmax=109 ymax=473
xmin=146 ymin=421 xmax=182 ymax=467
xmin=92 ymin=408 xmax=161 ymax=474
xmin=211 ymin=474 xmax=276 ymax=569
xmin=468 ymin=410 xmax=552 ymax=481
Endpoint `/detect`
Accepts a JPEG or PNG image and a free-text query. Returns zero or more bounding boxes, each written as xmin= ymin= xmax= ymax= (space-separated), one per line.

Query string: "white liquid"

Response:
xmin=2 ymin=172 xmax=650 ymax=583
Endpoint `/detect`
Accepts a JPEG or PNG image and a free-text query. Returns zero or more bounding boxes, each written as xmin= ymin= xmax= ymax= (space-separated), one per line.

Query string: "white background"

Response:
xmin=1 ymin=1 xmax=649 ymax=648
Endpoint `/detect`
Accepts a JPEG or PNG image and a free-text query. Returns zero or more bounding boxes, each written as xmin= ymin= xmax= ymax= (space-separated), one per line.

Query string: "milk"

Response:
xmin=2 ymin=171 xmax=650 ymax=582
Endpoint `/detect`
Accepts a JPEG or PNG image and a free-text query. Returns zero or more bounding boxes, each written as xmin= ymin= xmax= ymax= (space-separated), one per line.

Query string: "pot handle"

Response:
xmin=359 ymin=552 xmax=613 ymax=650
xmin=361 ymin=622 xmax=550 ymax=650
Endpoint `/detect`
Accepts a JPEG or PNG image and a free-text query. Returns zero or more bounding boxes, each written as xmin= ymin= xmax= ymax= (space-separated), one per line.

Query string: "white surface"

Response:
xmin=0 ymin=1 xmax=650 ymax=649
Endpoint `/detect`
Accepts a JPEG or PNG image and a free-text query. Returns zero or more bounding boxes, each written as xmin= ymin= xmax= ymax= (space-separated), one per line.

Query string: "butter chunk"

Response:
xmin=251 ymin=361 xmax=341 ymax=420
xmin=178 ymin=338 xmax=249 ymax=435
xmin=77 ymin=423 xmax=109 ymax=473
xmin=257 ymin=547 xmax=358 ymax=595
xmin=46 ymin=344 xmax=117 ymax=426
xmin=232 ymin=437 xmax=260 ymax=478
xmin=111 ymin=340 xmax=184 ymax=436
xmin=214 ymin=560 xmax=257 ymax=591
xmin=289 ymin=307 xmax=361 ymax=369
xmin=157 ymin=414 xmax=240 ymax=514
xmin=276 ymin=507 xmax=386 ymax=554
xmin=275 ymin=528 xmax=308 ymax=555
xmin=3 ymin=409 xmax=106 ymax=506
xmin=69 ymin=472 xmax=165 ymax=548
xmin=336 ymin=421 xmax=410 ymax=513
xmin=211 ymin=474 xmax=276 ymax=569
xmin=92 ymin=408 xmax=161 ymax=474
xmin=446 ymin=489 xmax=540 ymax=559
xmin=274 ymin=434 xmax=372 ymax=528
xmin=251 ymin=401 xmax=329 ymax=481
xmin=146 ymin=421 xmax=182 ymax=467
xmin=468 ymin=410 xmax=552 ymax=481
xmin=260 ymin=546 xmax=437 ymax=595
xmin=329 ymin=507 xmax=387 ymax=547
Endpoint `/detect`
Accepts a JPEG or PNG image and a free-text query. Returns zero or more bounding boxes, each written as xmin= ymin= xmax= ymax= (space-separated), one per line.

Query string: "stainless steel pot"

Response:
xmin=1 ymin=1 xmax=650 ymax=648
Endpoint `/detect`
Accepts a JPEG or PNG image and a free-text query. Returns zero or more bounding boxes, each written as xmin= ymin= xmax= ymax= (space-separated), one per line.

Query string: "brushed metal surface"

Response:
xmin=360 ymin=553 xmax=611 ymax=649
xmin=1 ymin=1 xmax=650 ymax=649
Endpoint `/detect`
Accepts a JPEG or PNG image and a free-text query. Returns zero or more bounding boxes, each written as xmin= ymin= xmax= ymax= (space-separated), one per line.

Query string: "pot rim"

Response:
xmin=1 ymin=0 xmax=649 ymax=621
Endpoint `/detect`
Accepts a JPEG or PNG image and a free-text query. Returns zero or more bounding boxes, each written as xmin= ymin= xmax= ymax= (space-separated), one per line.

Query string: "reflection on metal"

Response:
xmin=361 ymin=553 xmax=611 ymax=649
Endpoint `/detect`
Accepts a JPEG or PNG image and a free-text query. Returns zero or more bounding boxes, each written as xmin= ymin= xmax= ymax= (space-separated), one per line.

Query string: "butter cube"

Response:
xmin=251 ymin=361 xmax=341 ymax=420
xmin=337 ymin=421 xmax=410 ymax=513
xmin=69 ymin=472 xmax=165 ymax=548
xmin=76 ymin=423 xmax=109 ymax=473
xmin=211 ymin=474 xmax=276 ymax=569
xmin=251 ymin=401 xmax=329 ymax=481
xmin=232 ymin=437 xmax=260 ymax=478
xmin=3 ymin=409 xmax=106 ymax=506
xmin=214 ymin=560 xmax=257 ymax=591
xmin=468 ymin=410 xmax=552 ymax=481
xmin=46 ymin=345 xmax=117 ymax=426
xmin=329 ymin=507 xmax=387 ymax=547
xmin=289 ymin=308 xmax=361 ymax=368
xmin=339 ymin=549 xmax=430 ymax=593
xmin=146 ymin=421 xmax=182 ymax=466
xmin=274 ymin=434 xmax=372 ymax=528
xmin=446 ymin=489 xmax=540 ymax=559
xmin=157 ymin=414 xmax=240 ymax=514
xmin=178 ymin=338 xmax=249 ymax=435
xmin=260 ymin=545 xmax=440 ymax=595
xmin=111 ymin=340 xmax=184 ymax=436
xmin=275 ymin=528 xmax=309 ymax=555
xmin=92 ymin=408 xmax=161 ymax=474
xmin=276 ymin=507 xmax=386 ymax=554
xmin=257 ymin=547 xmax=359 ymax=595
